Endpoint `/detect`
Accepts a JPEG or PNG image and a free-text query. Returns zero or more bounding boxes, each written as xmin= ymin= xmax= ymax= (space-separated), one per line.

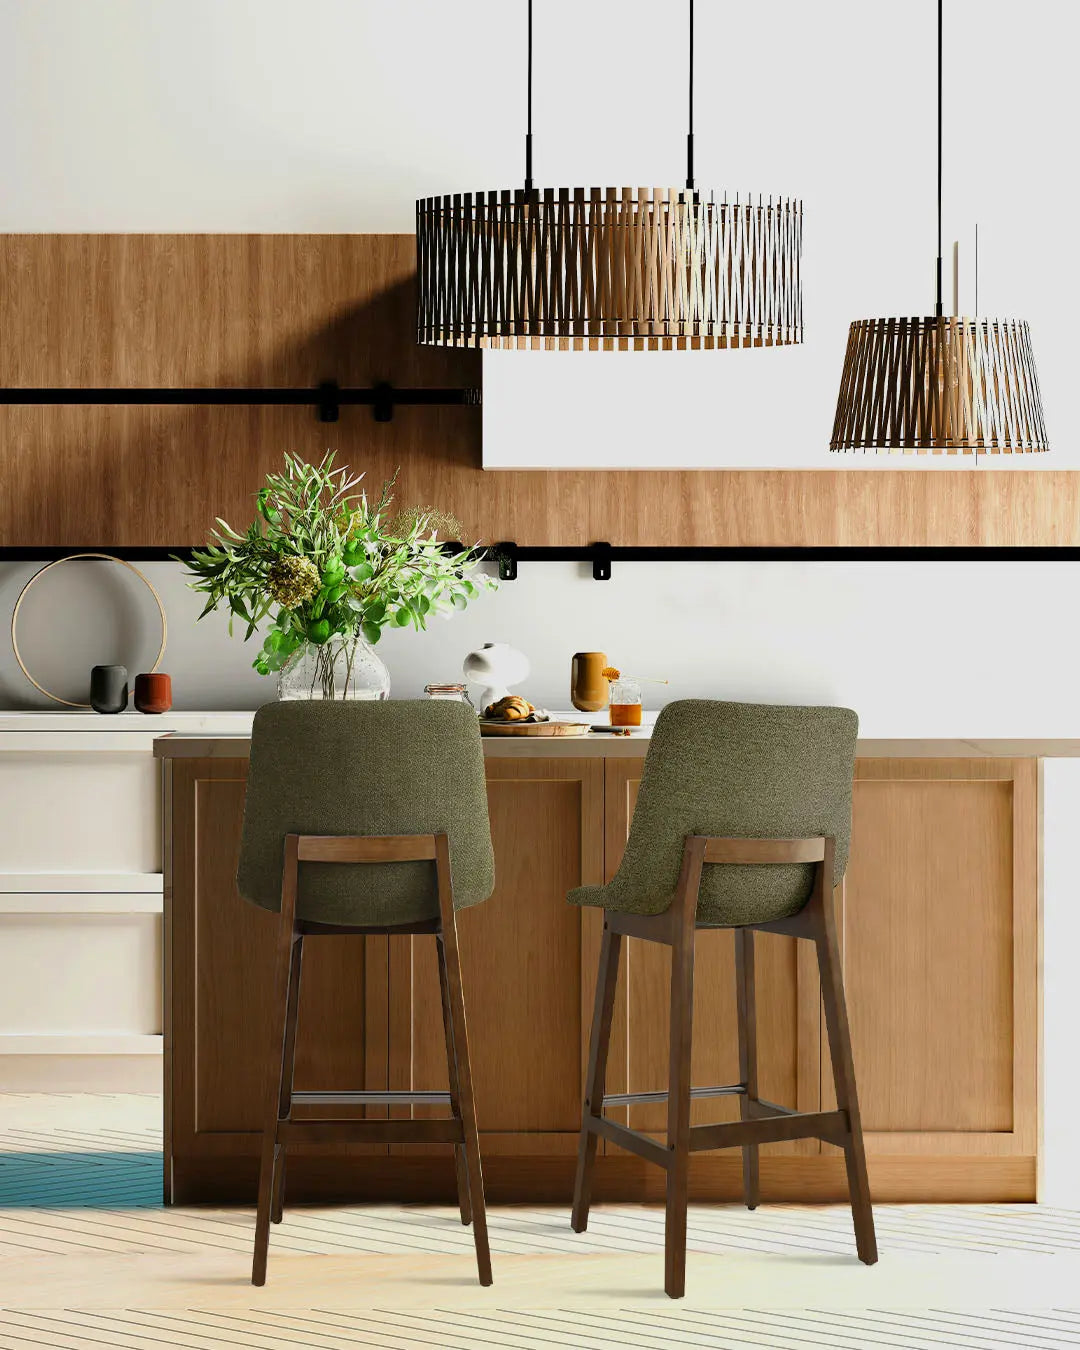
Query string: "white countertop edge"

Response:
xmin=0 ymin=711 xmax=258 ymax=732
xmin=5 ymin=710 xmax=1079 ymax=760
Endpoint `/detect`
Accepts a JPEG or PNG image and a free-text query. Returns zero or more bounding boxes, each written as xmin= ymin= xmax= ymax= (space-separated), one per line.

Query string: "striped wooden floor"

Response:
xmin=0 ymin=1096 xmax=1078 ymax=1348
xmin=2 ymin=1306 xmax=1080 ymax=1349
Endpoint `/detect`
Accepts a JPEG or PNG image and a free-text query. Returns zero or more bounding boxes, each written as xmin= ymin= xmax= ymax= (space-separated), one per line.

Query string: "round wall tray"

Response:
xmin=10 ymin=553 xmax=168 ymax=709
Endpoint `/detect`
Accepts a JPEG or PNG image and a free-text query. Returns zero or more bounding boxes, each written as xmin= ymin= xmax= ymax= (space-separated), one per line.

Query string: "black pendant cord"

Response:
xmin=524 ymin=0 xmax=534 ymax=193
xmin=686 ymin=0 xmax=695 ymax=192
xmin=935 ymin=0 xmax=943 ymax=317
xmin=525 ymin=0 xmax=695 ymax=194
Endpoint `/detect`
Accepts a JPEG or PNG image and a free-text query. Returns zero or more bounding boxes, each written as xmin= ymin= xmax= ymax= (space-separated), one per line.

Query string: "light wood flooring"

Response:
xmin=1 ymin=1096 xmax=1079 ymax=1348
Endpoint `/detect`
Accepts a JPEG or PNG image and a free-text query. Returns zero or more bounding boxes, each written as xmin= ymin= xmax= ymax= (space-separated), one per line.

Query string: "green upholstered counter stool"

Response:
xmin=236 ymin=700 xmax=495 ymax=1288
xmin=569 ymin=699 xmax=877 ymax=1299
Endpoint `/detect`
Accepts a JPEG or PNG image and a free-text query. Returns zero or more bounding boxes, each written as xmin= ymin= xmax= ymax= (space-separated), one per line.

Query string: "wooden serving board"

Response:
xmin=479 ymin=720 xmax=589 ymax=737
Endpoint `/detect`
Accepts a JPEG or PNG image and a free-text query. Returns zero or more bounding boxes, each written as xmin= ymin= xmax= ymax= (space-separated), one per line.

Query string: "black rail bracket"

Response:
xmin=372 ymin=381 xmax=394 ymax=423
xmin=317 ymin=380 xmax=340 ymax=423
xmin=494 ymin=541 xmax=519 ymax=582
xmin=591 ymin=541 xmax=613 ymax=581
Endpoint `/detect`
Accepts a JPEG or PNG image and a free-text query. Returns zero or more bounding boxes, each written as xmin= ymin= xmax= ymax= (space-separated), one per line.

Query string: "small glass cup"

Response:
xmin=609 ymin=678 xmax=642 ymax=727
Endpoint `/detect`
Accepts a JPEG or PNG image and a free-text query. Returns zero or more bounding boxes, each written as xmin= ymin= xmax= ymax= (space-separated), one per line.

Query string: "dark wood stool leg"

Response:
xmin=571 ymin=920 xmax=623 ymax=1233
xmin=436 ymin=837 xmax=492 ymax=1287
xmin=271 ymin=933 xmax=304 ymax=1225
xmin=815 ymin=881 xmax=878 ymax=1266
xmin=437 ymin=932 xmax=472 ymax=1226
xmin=252 ymin=837 xmax=300 ymax=1287
xmin=665 ymin=918 xmax=696 ymax=1299
xmin=734 ymin=927 xmax=760 ymax=1211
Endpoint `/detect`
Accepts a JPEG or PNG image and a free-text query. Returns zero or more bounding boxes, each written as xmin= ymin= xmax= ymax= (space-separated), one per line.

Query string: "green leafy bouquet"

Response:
xmin=183 ymin=453 xmax=493 ymax=691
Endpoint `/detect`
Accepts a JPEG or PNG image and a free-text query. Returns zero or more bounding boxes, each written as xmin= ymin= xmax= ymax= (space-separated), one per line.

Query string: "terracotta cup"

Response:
xmin=571 ymin=652 xmax=609 ymax=712
xmin=134 ymin=672 xmax=172 ymax=714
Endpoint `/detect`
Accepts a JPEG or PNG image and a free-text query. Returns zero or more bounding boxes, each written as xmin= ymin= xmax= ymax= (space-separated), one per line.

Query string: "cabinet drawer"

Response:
xmin=0 ymin=750 xmax=160 ymax=873
xmin=0 ymin=910 xmax=162 ymax=1035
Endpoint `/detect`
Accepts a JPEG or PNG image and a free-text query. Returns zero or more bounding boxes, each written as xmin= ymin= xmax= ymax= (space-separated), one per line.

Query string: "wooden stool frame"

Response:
xmin=571 ymin=835 xmax=878 ymax=1299
xmin=251 ymin=832 xmax=491 ymax=1287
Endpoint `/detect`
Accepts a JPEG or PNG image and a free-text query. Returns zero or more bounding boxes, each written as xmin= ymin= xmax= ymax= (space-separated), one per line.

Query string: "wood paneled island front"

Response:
xmin=157 ymin=731 xmax=1039 ymax=1207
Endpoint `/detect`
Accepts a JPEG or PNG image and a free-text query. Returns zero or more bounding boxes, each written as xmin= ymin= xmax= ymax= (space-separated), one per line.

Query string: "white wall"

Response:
xmin=483 ymin=0 xmax=1077 ymax=468
xmin=4 ymin=557 xmax=1080 ymax=739
xmin=1 ymin=0 xmax=1075 ymax=468
xmin=0 ymin=0 xmax=1077 ymax=731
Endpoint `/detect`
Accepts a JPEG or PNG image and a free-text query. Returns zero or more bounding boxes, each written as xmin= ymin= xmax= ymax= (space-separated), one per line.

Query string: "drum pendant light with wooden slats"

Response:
xmin=830 ymin=0 xmax=1049 ymax=454
xmin=416 ymin=2 xmax=803 ymax=351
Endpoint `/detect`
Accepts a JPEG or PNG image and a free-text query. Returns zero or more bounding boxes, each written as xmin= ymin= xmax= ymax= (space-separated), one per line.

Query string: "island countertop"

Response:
xmin=153 ymin=725 xmax=1080 ymax=760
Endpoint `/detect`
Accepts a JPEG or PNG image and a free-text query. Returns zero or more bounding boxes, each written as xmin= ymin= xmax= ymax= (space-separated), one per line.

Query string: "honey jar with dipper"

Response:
xmin=602 ymin=667 xmax=667 ymax=728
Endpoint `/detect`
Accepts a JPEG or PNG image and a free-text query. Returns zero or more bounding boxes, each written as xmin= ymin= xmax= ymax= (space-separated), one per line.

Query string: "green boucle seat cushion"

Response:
xmin=237 ymin=700 xmax=494 ymax=928
xmin=569 ymin=699 xmax=858 ymax=927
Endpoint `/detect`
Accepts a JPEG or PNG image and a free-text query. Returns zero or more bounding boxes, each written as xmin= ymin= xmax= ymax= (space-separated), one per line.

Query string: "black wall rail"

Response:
xmin=5 ymin=544 xmax=1080 ymax=570
xmin=491 ymin=543 xmax=1080 ymax=581
xmin=0 ymin=381 xmax=481 ymax=423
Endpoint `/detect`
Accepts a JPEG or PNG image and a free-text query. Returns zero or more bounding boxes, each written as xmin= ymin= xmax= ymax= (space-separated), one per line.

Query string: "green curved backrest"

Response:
xmin=237 ymin=700 xmax=494 ymax=927
xmin=609 ymin=700 xmax=858 ymax=926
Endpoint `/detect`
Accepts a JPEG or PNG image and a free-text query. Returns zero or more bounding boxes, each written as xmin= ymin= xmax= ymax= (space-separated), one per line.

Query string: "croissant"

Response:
xmin=484 ymin=695 xmax=535 ymax=721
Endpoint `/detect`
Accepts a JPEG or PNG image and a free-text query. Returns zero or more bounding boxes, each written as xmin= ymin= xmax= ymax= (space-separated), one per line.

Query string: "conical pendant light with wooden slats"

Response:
xmin=416 ymin=2 xmax=802 ymax=351
xmin=830 ymin=0 xmax=1048 ymax=454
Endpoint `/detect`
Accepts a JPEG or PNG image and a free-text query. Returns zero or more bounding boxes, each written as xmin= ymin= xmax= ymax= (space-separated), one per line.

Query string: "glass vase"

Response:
xmin=277 ymin=632 xmax=390 ymax=702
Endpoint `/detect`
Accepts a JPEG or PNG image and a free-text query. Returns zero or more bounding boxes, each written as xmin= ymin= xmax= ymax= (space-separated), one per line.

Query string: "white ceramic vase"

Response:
xmin=462 ymin=642 xmax=530 ymax=714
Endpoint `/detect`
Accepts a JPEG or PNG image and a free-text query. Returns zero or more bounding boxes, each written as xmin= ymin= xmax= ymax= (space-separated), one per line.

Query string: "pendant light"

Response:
xmin=830 ymin=0 xmax=1048 ymax=454
xmin=416 ymin=2 xmax=802 ymax=351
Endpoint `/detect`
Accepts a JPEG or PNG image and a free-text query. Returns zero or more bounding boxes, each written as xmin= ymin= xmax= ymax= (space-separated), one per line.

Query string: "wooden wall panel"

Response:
xmin=2 ymin=233 xmax=1079 ymax=549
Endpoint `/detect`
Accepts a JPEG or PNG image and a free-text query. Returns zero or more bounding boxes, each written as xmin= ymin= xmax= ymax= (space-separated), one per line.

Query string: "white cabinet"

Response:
xmin=0 ymin=712 xmax=253 ymax=1090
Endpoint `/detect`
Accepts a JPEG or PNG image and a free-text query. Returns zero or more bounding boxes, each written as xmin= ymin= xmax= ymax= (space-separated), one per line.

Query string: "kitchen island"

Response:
xmin=157 ymin=729 xmax=1047 ymax=1207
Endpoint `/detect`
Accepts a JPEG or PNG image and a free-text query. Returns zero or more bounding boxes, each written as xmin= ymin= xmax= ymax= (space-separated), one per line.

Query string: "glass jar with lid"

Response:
xmin=424 ymin=683 xmax=475 ymax=709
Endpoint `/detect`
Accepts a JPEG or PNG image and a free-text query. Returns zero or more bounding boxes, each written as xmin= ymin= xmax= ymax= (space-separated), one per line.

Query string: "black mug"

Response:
xmin=90 ymin=664 xmax=128 ymax=714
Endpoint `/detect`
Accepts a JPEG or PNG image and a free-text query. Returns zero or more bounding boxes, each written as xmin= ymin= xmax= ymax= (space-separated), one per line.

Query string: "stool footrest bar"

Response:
xmin=690 ymin=1109 xmax=850 ymax=1152
xmin=585 ymin=1114 xmax=672 ymax=1169
xmin=291 ymin=1090 xmax=452 ymax=1107
xmin=602 ymin=1083 xmax=746 ymax=1108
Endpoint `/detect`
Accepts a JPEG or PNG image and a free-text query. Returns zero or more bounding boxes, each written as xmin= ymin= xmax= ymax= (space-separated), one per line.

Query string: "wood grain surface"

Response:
xmin=164 ymin=751 xmax=1038 ymax=1204
xmin=2 ymin=233 xmax=1077 ymax=548
xmin=400 ymin=758 xmax=605 ymax=1146
xmin=479 ymin=720 xmax=589 ymax=737
xmin=828 ymin=758 xmax=1038 ymax=1161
